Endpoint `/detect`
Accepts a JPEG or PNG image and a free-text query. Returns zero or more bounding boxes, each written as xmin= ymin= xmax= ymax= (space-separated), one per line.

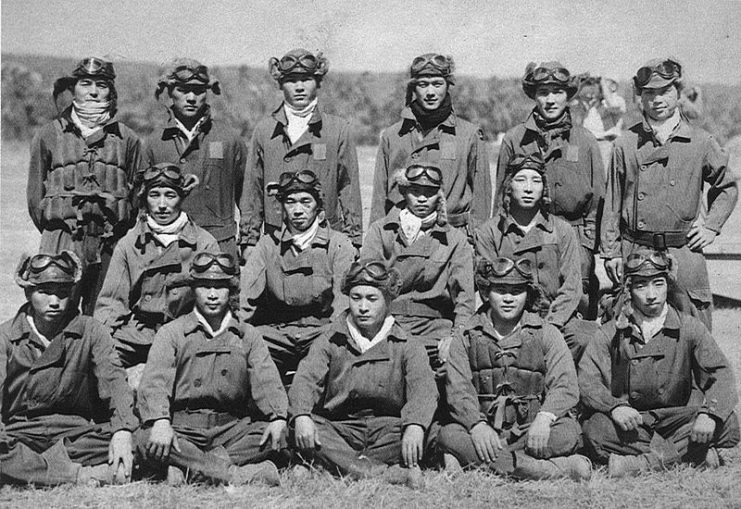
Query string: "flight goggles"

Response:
xmin=406 ymin=164 xmax=443 ymax=186
xmin=276 ymin=53 xmax=321 ymax=74
xmin=142 ymin=164 xmax=181 ymax=183
xmin=191 ymin=252 xmax=237 ymax=275
xmin=634 ymin=59 xmax=682 ymax=88
xmin=346 ymin=260 xmax=391 ymax=282
xmin=410 ymin=54 xmax=452 ymax=77
xmin=73 ymin=57 xmax=116 ymax=80
xmin=278 ymin=170 xmax=319 ymax=187
xmin=171 ymin=64 xmax=210 ymax=84
xmin=625 ymin=252 xmax=671 ymax=274
xmin=28 ymin=254 xmax=77 ymax=276
xmin=482 ymin=257 xmax=533 ymax=279
xmin=529 ymin=66 xmax=571 ymax=83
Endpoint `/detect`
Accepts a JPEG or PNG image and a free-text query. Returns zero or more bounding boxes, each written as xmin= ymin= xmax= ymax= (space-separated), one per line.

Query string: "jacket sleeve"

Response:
xmin=449 ymin=233 xmax=475 ymax=327
xmin=137 ymin=324 xmax=179 ymax=424
xmin=600 ymin=140 xmax=625 ymax=258
xmin=492 ymin=133 xmax=515 ymax=214
xmin=445 ymin=331 xmax=486 ymax=431
xmin=288 ymin=334 xmax=332 ymax=419
xmin=583 ymin=133 xmax=605 ymax=252
xmin=233 ymin=137 xmax=248 ymax=211
xmin=369 ymin=131 xmax=391 ymax=224
xmin=703 ymin=135 xmax=738 ymax=234
xmin=358 ymin=220 xmax=385 ymax=260
xmin=239 ymin=130 xmax=265 ymax=246
xmin=27 ymin=130 xmax=50 ymax=232
xmin=469 ymin=127 xmax=492 ymax=227
xmin=545 ymin=224 xmax=582 ymax=328
xmin=539 ymin=324 xmax=579 ymax=417
xmin=88 ymin=320 xmax=138 ymax=431
xmin=473 ymin=219 xmax=499 ymax=263
xmin=401 ymin=339 xmax=438 ymax=430
xmin=245 ymin=327 xmax=288 ymax=420
xmin=689 ymin=318 xmax=738 ymax=422
xmin=93 ymin=242 xmax=133 ymax=330
xmin=329 ymin=235 xmax=357 ymax=321
xmin=578 ymin=327 xmax=627 ymax=413
xmin=239 ymin=237 xmax=269 ymax=320
xmin=336 ymin=121 xmax=363 ymax=247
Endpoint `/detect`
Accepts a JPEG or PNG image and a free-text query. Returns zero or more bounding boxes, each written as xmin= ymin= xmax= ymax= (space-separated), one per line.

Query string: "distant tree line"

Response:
xmin=3 ymin=54 xmax=741 ymax=145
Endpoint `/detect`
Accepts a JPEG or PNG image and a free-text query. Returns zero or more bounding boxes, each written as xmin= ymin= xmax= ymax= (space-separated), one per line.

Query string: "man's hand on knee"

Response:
xmin=260 ymin=418 xmax=288 ymax=451
xmin=108 ymin=430 xmax=133 ymax=481
xmin=610 ymin=405 xmax=643 ymax=432
xmin=294 ymin=415 xmax=320 ymax=451
xmin=147 ymin=419 xmax=180 ymax=462
xmin=526 ymin=412 xmax=553 ymax=458
xmin=402 ymin=424 xmax=424 ymax=467
xmin=470 ymin=421 xmax=502 ymax=464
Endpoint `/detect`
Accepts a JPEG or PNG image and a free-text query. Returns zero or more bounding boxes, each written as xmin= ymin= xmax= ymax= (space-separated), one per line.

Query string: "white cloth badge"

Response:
xmin=209 ymin=142 xmax=224 ymax=159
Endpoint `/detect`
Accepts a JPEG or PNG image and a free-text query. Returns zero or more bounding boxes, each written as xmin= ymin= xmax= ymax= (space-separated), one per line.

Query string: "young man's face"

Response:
xmin=194 ymin=282 xmax=231 ymax=320
xmin=348 ymin=285 xmax=389 ymax=334
xmin=169 ymin=84 xmax=208 ymax=121
xmin=640 ymin=84 xmax=679 ymax=121
xmin=629 ymin=275 xmax=668 ymax=317
xmin=534 ymin=84 xmax=569 ymax=121
xmin=27 ymin=283 xmax=73 ymax=327
xmin=146 ymin=186 xmax=182 ymax=226
xmin=486 ymin=284 xmax=528 ymax=324
xmin=73 ymin=78 xmax=111 ymax=103
xmin=404 ymin=184 xmax=439 ymax=218
xmin=509 ymin=169 xmax=544 ymax=211
xmin=283 ymin=191 xmax=320 ymax=232
xmin=281 ymin=76 xmax=318 ymax=109
xmin=413 ymin=77 xmax=448 ymax=111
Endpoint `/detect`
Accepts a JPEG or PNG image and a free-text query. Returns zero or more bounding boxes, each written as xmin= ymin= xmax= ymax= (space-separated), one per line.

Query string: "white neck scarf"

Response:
xmin=647 ymin=108 xmax=681 ymax=145
xmin=284 ymin=98 xmax=318 ymax=144
xmin=194 ymin=309 xmax=233 ymax=339
xmin=346 ymin=315 xmax=396 ymax=354
xmin=289 ymin=216 xmax=321 ymax=253
xmin=26 ymin=315 xmax=51 ymax=348
xmin=71 ymin=99 xmax=111 ymax=138
xmin=399 ymin=208 xmax=438 ymax=244
xmin=633 ymin=303 xmax=669 ymax=343
xmin=146 ymin=211 xmax=189 ymax=246
xmin=175 ymin=115 xmax=207 ymax=145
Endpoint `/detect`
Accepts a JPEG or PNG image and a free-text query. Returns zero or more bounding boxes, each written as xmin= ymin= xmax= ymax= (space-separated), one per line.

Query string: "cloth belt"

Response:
xmin=447 ymin=211 xmax=470 ymax=228
xmin=172 ymin=410 xmax=239 ymax=428
xmin=390 ymin=300 xmax=445 ymax=318
xmin=624 ymin=229 xmax=688 ymax=249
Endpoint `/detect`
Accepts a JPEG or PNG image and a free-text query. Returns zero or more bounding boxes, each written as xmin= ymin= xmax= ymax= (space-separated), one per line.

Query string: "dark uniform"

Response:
xmin=239 ymin=50 xmax=362 ymax=247
xmin=495 ymin=62 xmax=604 ymax=317
xmin=137 ymin=311 xmax=288 ymax=485
xmin=288 ymin=314 xmax=437 ymax=476
xmin=0 ymin=252 xmax=136 ymax=486
xmin=28 ymin=58 xmax=141 ymax=314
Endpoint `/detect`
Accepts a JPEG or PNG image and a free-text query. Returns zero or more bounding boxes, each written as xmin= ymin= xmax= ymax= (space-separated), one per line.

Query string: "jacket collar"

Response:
xmin=161 ymin=105 xmax=213 ymax=140
xmin=181 ymin=310 xmax=244 ymax=338
xmin=7 ymin=304 xmax=84 ymax=348
xmin=59 ymin=105 xmax=123 ymax=141
xmin=328 ymin=311 xmax=409 ymax=343
xmin=469 ymin=308 xmax=542 ymax=348
xmin=398 ymin=105 xmax=457 ymax=135
xmin=635 ymin=114 xmax=693 ymax=147
xmin=271 ymin=101 xmax=324 ymax=131
xmin=500 ymin=210 xmax=553 ymax=235
xmin=276 ymin=221 xmax=331 ymax=248
xmin=135 ymin=214 xmax=200 ymax=249
xmin=620 ymin=304 xmax=681 ymax=338
xmin=381 ymin=206 xmax=451 ymax=238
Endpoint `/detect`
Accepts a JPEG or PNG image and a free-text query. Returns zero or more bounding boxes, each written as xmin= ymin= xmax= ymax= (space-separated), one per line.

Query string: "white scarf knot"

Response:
xmin=399 ymin=208 xmax=438 ymax=244
xmin=284 ymin=98 xmax=318 ymax=144
xmin=71 ymin=99 xmax=111 ymax=138
xmin=146 ymin=212 xmax=189 ymax=246
xmin=346 ymin=315 xmax=395 ymax=354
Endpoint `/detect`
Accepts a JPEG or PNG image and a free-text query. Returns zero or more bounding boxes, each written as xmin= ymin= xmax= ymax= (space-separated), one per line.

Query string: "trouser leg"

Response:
xmin=578 ymin=245 xmax=598 ymax=320
xmin=364 ymin=416 xmax=404 ymax=465
xmin=258 ymin=324 xmax=324 ymax=387
xmin=215 ymin=418 xmax=287 ymax=466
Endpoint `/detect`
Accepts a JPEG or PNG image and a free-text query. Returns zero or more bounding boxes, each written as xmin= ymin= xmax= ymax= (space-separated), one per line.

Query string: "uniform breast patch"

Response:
xmin=313 ymin=143 xmax=327 ymax=160
xmin=566 ymin=145 xmax=579 ymax=162
xmin=209 ymin=142 xmax=224 ymax=159
xmin=441 ymin=142 xmax=456 ymax=160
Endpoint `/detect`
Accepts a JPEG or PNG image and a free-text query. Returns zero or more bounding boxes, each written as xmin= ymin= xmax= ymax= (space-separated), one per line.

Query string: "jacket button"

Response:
xmin=144 ymin=295 xmax=152 ymax=301
xmin=658 ymin=387 xmax=664 ymax=394
xmin=221 ymin=369 xmax=228 ymax=376
xmin=670 ymin=180 xmax=676 ymax=186
xmin=631 ymin=359 xmax=639 ymax=365
xmin=637 ymin=192 xmax=645 ymax=200
xmin=630 ymin=392 xmax=640 ymax=399
xmin=284 ymin=155 xmax=292 ymax=162
xmin=637 ymin=221 xmax=645 ymax=229
xmin=411 ymin=153 xmax=419 ymax=159
xmin=640 ymin=165 xmax=648 ymax=172
xmin=194 ymin=379 xmax=202 ymax=387
xmin=180 ymin=158 xmax=186 ymax=164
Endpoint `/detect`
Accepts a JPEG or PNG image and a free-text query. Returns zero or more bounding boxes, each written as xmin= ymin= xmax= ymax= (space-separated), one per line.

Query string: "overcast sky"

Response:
xmin=3 ymin=0 xmax=740 ymax=83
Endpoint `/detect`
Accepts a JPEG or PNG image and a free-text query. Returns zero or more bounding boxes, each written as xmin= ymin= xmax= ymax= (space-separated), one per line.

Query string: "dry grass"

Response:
xmin=2 ymin=141 xmax=741 ymax=507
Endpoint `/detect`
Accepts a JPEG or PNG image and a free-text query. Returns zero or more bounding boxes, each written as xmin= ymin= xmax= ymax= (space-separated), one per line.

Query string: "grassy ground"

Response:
xmin=2 ymin=140 xmax=741 ymax=507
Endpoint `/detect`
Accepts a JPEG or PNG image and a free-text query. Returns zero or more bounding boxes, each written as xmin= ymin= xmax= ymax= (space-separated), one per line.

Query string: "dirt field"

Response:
xmin=1 ymin=140 xmax=741 ymax=508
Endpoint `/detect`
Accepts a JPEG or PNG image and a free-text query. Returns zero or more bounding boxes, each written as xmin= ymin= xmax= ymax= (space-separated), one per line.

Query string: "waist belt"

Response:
xmin=391 ymin=300 xmax=445 ymax=319
xmin=172 ymin=410 xmax=239 ymax=428
xmin=447 ymin=211 xmax=470 ymax=228
xmin=624 ymin=229 xmax=688 ymax=249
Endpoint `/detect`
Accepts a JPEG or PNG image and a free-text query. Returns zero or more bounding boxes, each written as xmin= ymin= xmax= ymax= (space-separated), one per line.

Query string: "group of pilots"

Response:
xmin=2 ymin=48 xmax=738 ymax=488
